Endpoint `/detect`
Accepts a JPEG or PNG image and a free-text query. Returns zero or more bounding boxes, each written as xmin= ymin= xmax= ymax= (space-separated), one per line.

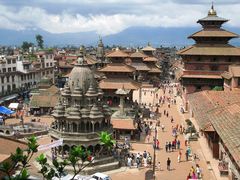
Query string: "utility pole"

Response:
xmin=152 ymin=127 xmax=157 ymax=179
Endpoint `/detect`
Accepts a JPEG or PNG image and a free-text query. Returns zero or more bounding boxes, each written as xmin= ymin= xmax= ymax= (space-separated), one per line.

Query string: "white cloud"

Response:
xmin=0 ymin=1 xmax=239 ymax=36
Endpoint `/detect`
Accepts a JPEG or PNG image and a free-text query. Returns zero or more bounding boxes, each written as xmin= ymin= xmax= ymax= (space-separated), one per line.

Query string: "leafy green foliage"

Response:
xmin=36 ymin=154 xmax=56 ymax=180
xmin=21 ymin=42 xmax=34 ymax=52
xmin=212 ymin=86 xmax=223 ymax=91
xmin=35 ymin=34 xmax=44 ymax=49
xmin=99 ymin=131 xmax=116 ymax=150
xmin=0 ymin=136 xmax=39 ymax=180
xmin=0 ymin=132 xmax=115 ymax=180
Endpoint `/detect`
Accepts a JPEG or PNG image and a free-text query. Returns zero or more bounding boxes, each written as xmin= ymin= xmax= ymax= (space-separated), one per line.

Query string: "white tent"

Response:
xmin=8 ymin=103 xmax=19 ymax=109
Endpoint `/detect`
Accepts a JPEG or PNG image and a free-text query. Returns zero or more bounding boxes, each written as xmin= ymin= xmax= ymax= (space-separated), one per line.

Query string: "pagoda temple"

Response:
xmin=141 ymin=44 xmax=161 ymax=84
xmin=98 ymin=47 xmax=140 ymax=104
xmin=177 ymin=4 xmax=240 ymax=109
xmin=50 ymin=52 xmax=119 ymax=173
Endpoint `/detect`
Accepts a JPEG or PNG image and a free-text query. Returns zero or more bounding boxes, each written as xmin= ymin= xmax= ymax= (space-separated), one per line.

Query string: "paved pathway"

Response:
xmin=111 ymin=86 xmax=215 ymax=180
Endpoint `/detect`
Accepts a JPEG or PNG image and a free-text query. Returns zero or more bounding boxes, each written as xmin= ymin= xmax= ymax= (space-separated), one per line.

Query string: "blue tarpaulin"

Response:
xmin=0 ymin=106 xmax=15 ymax=115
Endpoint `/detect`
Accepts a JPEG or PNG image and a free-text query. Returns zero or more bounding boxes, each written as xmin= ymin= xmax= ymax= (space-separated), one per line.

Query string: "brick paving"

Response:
xmin=110 ymin=86 xmax=215 ymax=180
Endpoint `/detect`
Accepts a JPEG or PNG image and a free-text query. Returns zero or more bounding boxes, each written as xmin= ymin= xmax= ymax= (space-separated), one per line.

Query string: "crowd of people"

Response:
xmin=122 ymin=83 xmax=205 ymax=179
xmin=126 ymin=151 xmax=153 ymax=168
xmin=187 ymin=164 xmax=203 ymax=179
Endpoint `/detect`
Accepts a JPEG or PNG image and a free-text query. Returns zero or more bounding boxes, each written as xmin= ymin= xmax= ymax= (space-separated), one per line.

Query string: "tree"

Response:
xmin=21 ymin=41 xmax=34 ymax=52
xmin=0 ymin=131 xmax=115 ymax=180
xmin=35 ymin=34 xmax=44 ymax=49
xmin=0 ymin=136 xmax=38 ymax=180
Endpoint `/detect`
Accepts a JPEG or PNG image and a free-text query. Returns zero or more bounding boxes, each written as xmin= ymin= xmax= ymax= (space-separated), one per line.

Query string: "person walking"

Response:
xmin=157 ymin=162 xmax=161 ymax=171
xmin=168 ymin=141 xmax=172 ymax=152
xmin=177 ymin=139 xmax=181 ymax=149
xmin=156 ymin=139 xmax=160 ymax=149
xmin=161 ymin=124 xmax=165 ymax=132
xmin=146 ymin=134 xmax=150 ymax=143
xmin=178 ymin=151 xmax=182 ymax=163
xmin=167 ymin=157 xmax=171 ymax=171
xmin=127 ymin=156 xmax=132 ymax=168
xmin=165 ymin=142 xmax=168 ymax=152
xmin=185 ymin=150 xmax=189 ymax=161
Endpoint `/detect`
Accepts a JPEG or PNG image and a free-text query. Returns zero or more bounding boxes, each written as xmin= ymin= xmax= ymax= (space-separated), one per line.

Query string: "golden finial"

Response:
xmin=208 ymin=2 xmax=217 ymax=16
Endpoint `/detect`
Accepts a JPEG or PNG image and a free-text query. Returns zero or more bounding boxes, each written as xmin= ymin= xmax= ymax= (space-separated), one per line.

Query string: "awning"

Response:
xmin=8 ymin=103 xmax=19 ymax=109
xmin=0 ymin=106 xmax=15 ymax=115
xmin=0 ymin=94 xmax=19 ymax=104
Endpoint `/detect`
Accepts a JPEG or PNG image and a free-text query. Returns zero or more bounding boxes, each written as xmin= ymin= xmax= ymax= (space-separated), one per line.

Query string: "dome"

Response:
xmin=208 ymin=4 xmax=217 ymax=16
xmin=67 ymin=106 xmax=81 ymax=120
xmin=97 ymin=87 xmax=104 ymax=96
xmin=72 ymin=85 xmax=83 ymax=98
xmin=90 ymin=104 xmax=104 ymax=119
xmin=103 ymin=104 xmax=112 ymax=116
xmin=80 ymin=108 xmax=90 ymax=118
xmin=52 ymin=103 xmax=65 ymax=117
xmin=68 ymin=55 xmax=97 ymax=94
xmin=85 ymin=84 xmax=98 ymax=97
xmin=62 ymin=84 xmax=71 ymax=96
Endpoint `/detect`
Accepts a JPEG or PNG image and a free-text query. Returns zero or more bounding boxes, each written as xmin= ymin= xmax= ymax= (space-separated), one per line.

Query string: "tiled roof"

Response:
xmin=177 ymin=44 xmax=240 ymax=56
xmin=188 ymin=91 xmax=240 ymax=129
xmin=99 ymin=78 xmax=140 ymax=90
xmin=147 ymin=64 xmax=161 ymax=73
xmin=30 ymin=95 xmax=59 ymax=108
xmin=130 ymin=51 xmax=147 ymax=58
xmin=85 ymin=55 xmax=97 ymax=65
xmin=142 ymin=46 xmax=156 ymax=51
xmin=181 ymin=74 xmax=221 ymax=79
xmin=189 ymin=91 xmax=240 ymax=168
xmin=111 ymin=119 xmax=136 ymax=130
xmin=189 ymin=29 xmax=238 ymax=38
xmin=98 ymin=63 xmax=136 ymax=73
xmin=197 ymin=15 xmax=228 ymax=22
xmin=30 ymin=85 xmax=60 ymax=108
xmin=130 ymin=62 xmax=150 ymax=71
xmin=106 ymin=49 xmax=129 ymax=58
xmin=209 ymin=107 xmax=240 ymax=168
xmin=143 ymin=56 xmax=158 ymax=62
xmin=0 ymin=136 xmax=27 ymax=157
xmin=58 ymin=60 xmax=73 ymax=68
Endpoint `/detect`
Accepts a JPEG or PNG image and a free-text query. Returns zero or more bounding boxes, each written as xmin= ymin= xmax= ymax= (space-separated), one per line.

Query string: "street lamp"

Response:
xmin=152 ymin=127 xmax=157 ymax=179
xmin=138 ymin=73 xmax=143 ymax=105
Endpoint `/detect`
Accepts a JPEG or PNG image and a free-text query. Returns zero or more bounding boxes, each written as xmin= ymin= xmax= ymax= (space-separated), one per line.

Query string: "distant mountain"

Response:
xmin=0 ymin=28 xmax=99 ymax=47
xmin=0 ymin=26 xmax=240 ymax=47
xmin=104 ymin=26 xmax=240 ymax=47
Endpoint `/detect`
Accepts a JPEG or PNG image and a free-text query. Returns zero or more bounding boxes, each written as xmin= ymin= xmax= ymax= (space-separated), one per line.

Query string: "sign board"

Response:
xmin=38 ymin=139 xmax=63 ymax=151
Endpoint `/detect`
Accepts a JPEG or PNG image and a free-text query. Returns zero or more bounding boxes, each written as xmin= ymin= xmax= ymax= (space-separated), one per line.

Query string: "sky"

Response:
xmin=0 ymin=0 xmax=240 ymax=36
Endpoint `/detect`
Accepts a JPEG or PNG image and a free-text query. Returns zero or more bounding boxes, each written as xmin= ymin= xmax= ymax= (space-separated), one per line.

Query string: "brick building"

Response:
xmin=177 ymin=5 xmax=240 ymax=109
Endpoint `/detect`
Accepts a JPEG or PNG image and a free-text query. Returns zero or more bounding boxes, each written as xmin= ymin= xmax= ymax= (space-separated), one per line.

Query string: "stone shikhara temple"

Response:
xmin=50 ymin=52 xmax=114 ymax=165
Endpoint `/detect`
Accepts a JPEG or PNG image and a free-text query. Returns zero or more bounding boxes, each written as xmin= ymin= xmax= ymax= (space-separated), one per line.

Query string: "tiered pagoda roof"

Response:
xmin=178 ymin=44 xmax=240 ymax=56
xmin=98 ymin=63 xmax=136 ymax=73
xmin=178 ymin=4 xmax=240 ymax=57
xmin=106 ymin=48 xmax=129 ymax=58
xmin=142 ymin=44 xmax=156 ymax=51
xmin=143 ymin=56 xmax=158 ymax=62
xmin=99 ymin=78 xmax=140 ymax=90
xmin=130 ymin=51 xmax=147 ymax=58
xmin=189 ymin=29 xmax=238 ymax=38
